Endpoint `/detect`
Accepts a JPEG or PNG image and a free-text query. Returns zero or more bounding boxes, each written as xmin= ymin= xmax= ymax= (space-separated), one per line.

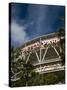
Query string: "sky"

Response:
xmin=9 ymin=3 xmax=65 ymax=47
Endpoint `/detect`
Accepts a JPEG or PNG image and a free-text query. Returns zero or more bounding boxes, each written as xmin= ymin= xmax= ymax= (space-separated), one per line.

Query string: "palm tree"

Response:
xmin=11 ymin=47 xmax=39 ymax=86
xmin=57 ymin=16 xmax=65 ymax=65
xmin=20 ymin=60 xmax=35 ymax=86
xmin=57 ymin=28 xmax=65 ymax=65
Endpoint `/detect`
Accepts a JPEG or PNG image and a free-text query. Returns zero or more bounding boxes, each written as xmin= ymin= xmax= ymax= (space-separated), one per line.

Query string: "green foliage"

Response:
xmin=44 ymin=73 xmax=58 ymax=85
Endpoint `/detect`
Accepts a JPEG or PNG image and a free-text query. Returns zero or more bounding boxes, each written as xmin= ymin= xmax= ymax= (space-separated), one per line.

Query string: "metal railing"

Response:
xmin=34 ymin=58 xmax=61 ymax=66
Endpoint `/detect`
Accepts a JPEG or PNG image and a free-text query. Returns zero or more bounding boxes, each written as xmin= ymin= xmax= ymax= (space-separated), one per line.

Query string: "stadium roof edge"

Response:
xmin=19 ymin=32 xmax=58 ymax=49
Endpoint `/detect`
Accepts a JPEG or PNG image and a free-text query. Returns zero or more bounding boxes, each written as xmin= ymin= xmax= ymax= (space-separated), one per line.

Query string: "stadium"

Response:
xmin=10 ymin=32 xmax=65 ymax=84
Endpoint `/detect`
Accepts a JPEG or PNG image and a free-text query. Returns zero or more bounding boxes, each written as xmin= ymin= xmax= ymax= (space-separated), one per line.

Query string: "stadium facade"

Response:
xmin=11 ymin=32 xmax=65 ymax=81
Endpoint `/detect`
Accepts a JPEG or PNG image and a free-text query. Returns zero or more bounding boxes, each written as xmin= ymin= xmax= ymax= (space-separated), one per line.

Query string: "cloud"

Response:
xmin=11 ymin=20 xmax=29 ymax=47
